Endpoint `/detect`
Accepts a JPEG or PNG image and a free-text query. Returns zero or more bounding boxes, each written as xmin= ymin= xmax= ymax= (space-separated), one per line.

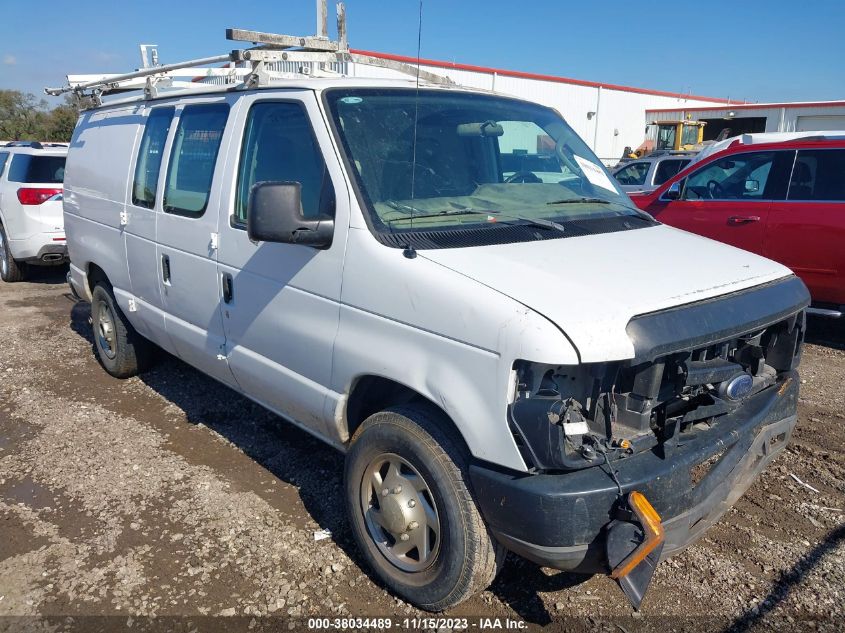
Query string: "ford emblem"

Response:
xmin=725 ymin=373 xmax=754 ymax=401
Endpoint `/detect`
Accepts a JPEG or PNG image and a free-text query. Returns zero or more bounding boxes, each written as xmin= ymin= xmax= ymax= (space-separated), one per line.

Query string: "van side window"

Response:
xmin=163 ymin=104 xmax=229 ymax=217
xmin=0 ymin=152 xmax=9 ymax=178
xmin=132 ymin=107 xmax=174 ymax=209
xmin=234 ymin=101 xmax=332 ymax=225
xmin=788 ymin=149 xmax=845 ymax=201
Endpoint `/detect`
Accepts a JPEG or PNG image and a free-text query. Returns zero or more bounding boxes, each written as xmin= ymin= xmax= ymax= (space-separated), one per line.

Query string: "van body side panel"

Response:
xmin=334 ymin=227 xmax=578 ymax=472
xmin=64 ymin=107 xmax=142 ymax=309
xmin=216 ymin=91 xmax=349 ymax=438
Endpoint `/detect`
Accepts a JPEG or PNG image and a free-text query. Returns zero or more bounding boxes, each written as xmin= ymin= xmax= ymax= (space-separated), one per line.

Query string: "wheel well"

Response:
xmin=86 ymin=263 xmax=109 ymax=292
xmin=345 ymin=376 xmax=465 ymax=449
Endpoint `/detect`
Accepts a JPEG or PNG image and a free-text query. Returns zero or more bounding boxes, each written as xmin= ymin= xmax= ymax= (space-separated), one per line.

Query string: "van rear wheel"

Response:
xmin=91 ymin=282 xmax=153 ymax=378
xmin=344 ymin=405 xmax=504 ymax=611
xmin=0 ymin=224 xmax=27 ymax=283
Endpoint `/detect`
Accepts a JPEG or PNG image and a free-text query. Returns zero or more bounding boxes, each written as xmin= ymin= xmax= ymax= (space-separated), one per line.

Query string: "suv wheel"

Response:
xmin=91 ymin=282 xmax=153 ymax=378
xmin=344 ymin=405 xmax=504 ymax=611
xmin=0 ymin=223 xmax=27 ymax=283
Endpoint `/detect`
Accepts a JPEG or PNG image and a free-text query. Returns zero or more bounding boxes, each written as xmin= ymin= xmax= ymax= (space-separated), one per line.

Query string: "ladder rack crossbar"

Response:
xmin=44 ymin=1 xmax=454 ymax=103
xmin=45 ymin=53 xmax=233 ymax=96
xmin=226 ymin=28 xmax=339 ymax=52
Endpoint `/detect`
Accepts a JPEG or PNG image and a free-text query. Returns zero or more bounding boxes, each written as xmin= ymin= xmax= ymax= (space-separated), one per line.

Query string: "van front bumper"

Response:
xmin=470 ymin=371 xmax=799 ymax=573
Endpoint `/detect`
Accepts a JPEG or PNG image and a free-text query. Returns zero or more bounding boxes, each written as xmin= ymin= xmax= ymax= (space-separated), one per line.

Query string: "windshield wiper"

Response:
xmin=468 ymin=208 xmax=567 ymax=233
xmin=384 ymin=200 xmax=428 ymax=214
xmin=496 ymin=213 xmax=566 ymax=232
xmin=386 ymin=209 xmax=492 ymax=222
xmin=544 ymin=197 xmax=656 ymax=223
xmin=546 ymin=197 xmax=612 ymax=205
xmin=384 ymin=202 xmax=566 ymax=233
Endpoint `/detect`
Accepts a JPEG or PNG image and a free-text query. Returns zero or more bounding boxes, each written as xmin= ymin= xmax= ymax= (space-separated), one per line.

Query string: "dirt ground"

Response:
xmin=0 ymin=267 xmax=842 ymax=633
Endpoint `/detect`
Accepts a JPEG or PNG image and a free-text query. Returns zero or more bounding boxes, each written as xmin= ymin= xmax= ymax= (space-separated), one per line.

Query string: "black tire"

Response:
xmin=0 ymin=223 xmax=27 ymax=283
xmin=344 ymin=404 xmax=505 ymax=611
xmin=91 ymin=282 xmax=154 ymax=378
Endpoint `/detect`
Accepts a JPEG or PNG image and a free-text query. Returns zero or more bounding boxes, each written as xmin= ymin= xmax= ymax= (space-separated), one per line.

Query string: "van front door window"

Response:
xmin=234 ymin=101 xmax=333 ymax=226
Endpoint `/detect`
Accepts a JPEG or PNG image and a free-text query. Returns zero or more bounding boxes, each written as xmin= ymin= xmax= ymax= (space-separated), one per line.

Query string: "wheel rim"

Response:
xmin=0 ymin=230 xmax=8 ymax=276
xmin=360 ymin=453 xmax=441 ymax=573
xmin=96 ymin=299 xmax=118 ymax=360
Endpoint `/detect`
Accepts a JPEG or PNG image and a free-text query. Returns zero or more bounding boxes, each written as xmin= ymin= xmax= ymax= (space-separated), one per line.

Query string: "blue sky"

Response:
xmin=1 ymin=0 xmax=843 ymax=105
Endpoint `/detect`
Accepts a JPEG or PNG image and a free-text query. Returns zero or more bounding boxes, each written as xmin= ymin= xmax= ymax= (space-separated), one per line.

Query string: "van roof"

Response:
xmin=86 ymin=76 xmax=491 ymax=110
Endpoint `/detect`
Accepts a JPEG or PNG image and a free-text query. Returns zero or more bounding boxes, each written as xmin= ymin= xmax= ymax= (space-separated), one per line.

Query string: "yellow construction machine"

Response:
xmin=652 ymin=119 xmax=706 ymax=151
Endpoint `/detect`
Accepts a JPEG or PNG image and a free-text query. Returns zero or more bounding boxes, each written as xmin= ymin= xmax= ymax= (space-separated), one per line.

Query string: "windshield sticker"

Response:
xmin=573 ymin=155 xmax=617 ymax=192
xmin=339 ymin=96 xmax=363 ymax=104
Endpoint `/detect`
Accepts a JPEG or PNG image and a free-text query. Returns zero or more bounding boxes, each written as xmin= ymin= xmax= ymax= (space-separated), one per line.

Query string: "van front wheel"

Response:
xmin=91 ymin=283 xmax=153 ymax=378
xmin=344 ymin=405 xmax=504 ymax=611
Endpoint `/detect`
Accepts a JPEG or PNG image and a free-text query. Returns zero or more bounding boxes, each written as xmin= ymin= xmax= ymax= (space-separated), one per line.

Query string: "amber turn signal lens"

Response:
xmin=610 ymin=491 xmax=665 ymax=580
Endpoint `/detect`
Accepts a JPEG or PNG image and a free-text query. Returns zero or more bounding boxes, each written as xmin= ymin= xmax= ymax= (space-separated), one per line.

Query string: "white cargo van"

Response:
xmin=61 ymin=73 xmax=809 ymax=610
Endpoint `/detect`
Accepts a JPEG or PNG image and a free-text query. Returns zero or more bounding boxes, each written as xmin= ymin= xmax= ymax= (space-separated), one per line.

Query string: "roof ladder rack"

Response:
xmin=45 ymin=0 xmax=452 ymax=106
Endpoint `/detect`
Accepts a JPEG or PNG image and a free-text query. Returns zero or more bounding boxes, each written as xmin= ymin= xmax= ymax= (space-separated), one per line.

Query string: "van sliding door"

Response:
xmin=155 ymin=98 xmax=239 ymax=387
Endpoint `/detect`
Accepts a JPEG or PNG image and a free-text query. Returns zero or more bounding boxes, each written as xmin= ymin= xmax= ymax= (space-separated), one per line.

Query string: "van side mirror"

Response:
xmin=247 ymin=181 xmax=334 ymax=249
xmin=665 ymin=181 xmax=682 ymax=200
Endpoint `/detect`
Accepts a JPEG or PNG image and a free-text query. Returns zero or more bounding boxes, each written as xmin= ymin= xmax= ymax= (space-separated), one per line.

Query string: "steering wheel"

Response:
xmin=707 ymin=179 xmax=725 ymax=199
xmin=505 ymin=170 xmax=542 ymax=184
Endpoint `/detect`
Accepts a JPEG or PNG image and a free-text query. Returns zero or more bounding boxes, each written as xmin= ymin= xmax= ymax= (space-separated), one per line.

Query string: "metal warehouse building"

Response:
xmin=96 ymin=45 xmax=845 ymax=163
xmin=344 ymin=50 xmax=731 ymax=162
xmin=647 ymin=101 xmax=845 ymax=141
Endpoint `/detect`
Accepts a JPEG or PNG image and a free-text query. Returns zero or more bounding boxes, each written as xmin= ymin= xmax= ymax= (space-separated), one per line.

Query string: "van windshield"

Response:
xmin=325 ymin=88 xmax=648 ymax=247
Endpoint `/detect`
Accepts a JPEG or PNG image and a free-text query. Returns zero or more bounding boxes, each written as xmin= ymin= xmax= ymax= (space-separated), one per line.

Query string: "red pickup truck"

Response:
xmin=631 ymin=136 xmax=845 ymax=318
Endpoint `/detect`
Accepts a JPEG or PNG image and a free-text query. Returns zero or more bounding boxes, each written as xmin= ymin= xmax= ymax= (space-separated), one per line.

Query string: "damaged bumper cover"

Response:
xmin=470 ymin=371 xmax=799 ymax=573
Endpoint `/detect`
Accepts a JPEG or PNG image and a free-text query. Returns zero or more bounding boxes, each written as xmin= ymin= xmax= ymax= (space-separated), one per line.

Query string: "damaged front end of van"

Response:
xmin=469 ymin=276 xmax=808 ymax=608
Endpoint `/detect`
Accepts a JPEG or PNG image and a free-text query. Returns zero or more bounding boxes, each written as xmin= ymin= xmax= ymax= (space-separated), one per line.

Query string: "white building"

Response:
xmin=647 ymin=100 xmax=845 ymax=142
xmin=77 ymin=45 xmax=845 ymax=164
xmin=348 ymin=49 xmax=730 ymax=162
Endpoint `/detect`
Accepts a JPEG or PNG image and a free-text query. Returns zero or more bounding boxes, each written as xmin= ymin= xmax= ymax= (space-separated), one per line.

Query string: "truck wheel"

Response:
xmin=344 ymin=405 xmax=504 ymax=611
xmin=91 ymin=282 xmax=153 ymax=378
xmin=0 ymin=224 xmax=27 ymax=283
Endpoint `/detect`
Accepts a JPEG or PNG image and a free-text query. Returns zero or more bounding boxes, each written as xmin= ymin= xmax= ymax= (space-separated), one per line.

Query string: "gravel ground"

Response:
xmin=0 ymin=267 xmax=842 ymax=633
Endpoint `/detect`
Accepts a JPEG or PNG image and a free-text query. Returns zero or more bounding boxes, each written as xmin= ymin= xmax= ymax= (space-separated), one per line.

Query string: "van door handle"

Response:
xmin=222 ymin=272 xmax=234 ymax=304
xmin=161 ymin=254 xmax=171 ymax=283
xmin=728 ymin=215 xmax=761 ymax=225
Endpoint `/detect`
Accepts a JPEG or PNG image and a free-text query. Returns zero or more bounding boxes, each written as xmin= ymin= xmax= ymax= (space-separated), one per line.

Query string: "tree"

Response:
xmin=41 ymin=97 xmax=80 ymax=142
xmin=0 ymin=90 xmax=80 ymax=142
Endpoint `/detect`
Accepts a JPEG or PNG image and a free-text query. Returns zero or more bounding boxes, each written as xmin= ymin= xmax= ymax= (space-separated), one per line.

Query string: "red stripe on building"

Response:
xmin=350 ymin=49 xmax=733 ymax=103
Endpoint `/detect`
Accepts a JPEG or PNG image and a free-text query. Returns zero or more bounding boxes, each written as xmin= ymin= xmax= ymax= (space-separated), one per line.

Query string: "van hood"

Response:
xmin=419 ymin=224 xmax=793 ymax=363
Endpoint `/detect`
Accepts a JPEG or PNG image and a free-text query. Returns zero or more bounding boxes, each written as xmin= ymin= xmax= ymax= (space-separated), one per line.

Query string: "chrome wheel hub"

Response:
xmin=360 ymin=453 xmax=440 ymax=572
xmin=97 ymin=300 xmax=117 ymax=359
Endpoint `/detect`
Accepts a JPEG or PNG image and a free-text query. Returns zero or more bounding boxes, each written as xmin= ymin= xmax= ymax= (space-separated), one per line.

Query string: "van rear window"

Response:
xmin=7 ymin=155 xmax=66 ymax=183
xmin=163 ymin=104 xmax=229 ymax=217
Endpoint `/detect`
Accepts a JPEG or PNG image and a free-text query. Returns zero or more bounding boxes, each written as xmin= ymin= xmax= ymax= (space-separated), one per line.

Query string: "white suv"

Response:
xmin=0 ymin=141 xmax=68 ymax=282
